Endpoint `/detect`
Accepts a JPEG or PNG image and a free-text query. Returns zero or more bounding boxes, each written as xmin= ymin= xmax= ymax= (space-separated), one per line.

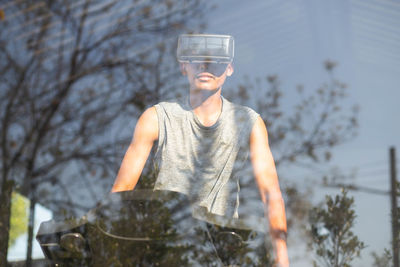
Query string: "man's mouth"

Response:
xmin=196 ymin=73 xmax=215 ymax=81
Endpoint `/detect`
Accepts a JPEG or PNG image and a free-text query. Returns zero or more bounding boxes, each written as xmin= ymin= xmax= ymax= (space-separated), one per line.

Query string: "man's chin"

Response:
xmin=193 ymin=85 xmax=220 ymax=93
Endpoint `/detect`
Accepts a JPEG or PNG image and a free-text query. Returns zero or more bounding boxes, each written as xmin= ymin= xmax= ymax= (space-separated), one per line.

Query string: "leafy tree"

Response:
xmin=228 ymin=61 xmax=358 ymax=166
xmin=371 ymin=249 xmax=392 ymax=267
xmin=308 ymin=190 xmax=365 ymax=267
xmin=9 ymin=192 xmax=28 ymax=248
xmin=227 ymin=62 xmax=359 ymax=243
xmin=0 ymin=0 xmax=207 ymax=265
xmin=36 ymin=190 xmax=274 ymax=266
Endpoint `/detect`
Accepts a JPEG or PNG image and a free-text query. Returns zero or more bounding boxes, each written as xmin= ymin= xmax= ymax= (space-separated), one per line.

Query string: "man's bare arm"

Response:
xmin=250 ymin=116 xmax=289 ymax=267
xmin=111 ymin=106 xmax=158 ymax=192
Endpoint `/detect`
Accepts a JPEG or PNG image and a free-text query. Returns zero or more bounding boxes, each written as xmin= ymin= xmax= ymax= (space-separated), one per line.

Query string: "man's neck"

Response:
xmin=189 ymin=88 xmax=222 ymax=127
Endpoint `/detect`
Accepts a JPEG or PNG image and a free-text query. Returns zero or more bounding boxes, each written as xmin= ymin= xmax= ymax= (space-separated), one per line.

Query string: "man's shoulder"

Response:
xmin=155 ymin=96 xmax=189 ymax=116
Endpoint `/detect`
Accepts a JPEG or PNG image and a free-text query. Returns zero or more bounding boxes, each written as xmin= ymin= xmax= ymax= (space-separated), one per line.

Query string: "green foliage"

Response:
xmin=228 ymin=63 xmax=359 ymax=167
xmin=308 ymin=190 xmax=365 ymax=267
xmin=85 ymin=191 xmax=273 ymax=266
xmin=371 ymin=249 xmax=392 ymax=267
xmin=9 ymin=192 xmax=28 ymax=247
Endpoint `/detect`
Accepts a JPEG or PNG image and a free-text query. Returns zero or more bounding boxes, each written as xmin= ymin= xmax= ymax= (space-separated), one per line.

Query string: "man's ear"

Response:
xmin=226 ymin=63 xmax=234 ymax=77
xmin=180 ymin=63 xmax=187 ymax=75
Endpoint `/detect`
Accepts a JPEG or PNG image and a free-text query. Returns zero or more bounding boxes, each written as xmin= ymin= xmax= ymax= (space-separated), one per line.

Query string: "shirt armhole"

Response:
xmin=249 ymin=109 xmax=261 ymax=134
xmin=154 ymin=104 xmax=165 ymax=156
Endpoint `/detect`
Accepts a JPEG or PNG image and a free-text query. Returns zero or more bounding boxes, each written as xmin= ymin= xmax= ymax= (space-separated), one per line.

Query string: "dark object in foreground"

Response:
xmin=36 ymin=190 xmax=271 ymax=266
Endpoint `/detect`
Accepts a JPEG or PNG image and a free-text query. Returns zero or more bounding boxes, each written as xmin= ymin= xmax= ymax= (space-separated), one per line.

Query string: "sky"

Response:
xmin=205 ymin=0 xmax=400 ymax=266
xmin=6 ymin=0 xmax=400 ymax=265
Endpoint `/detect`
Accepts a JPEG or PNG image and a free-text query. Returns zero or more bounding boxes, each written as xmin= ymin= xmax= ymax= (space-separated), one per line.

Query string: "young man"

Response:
xmin=112 ymin=34 xmax=289 ymax=266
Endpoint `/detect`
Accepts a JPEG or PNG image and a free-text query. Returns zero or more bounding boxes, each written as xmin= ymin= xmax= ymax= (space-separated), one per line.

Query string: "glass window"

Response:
xmin=1 ymin=1 xmax=398 ymax=266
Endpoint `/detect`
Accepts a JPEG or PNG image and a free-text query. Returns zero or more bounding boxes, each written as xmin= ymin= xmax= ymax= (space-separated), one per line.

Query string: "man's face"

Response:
xmin=181 ymin=62 xmax=234 ymax=91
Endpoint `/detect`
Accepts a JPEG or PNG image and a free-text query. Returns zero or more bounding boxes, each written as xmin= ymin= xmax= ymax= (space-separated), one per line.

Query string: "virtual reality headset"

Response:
xmin=177 ymin=34 xmax=234 ymax=64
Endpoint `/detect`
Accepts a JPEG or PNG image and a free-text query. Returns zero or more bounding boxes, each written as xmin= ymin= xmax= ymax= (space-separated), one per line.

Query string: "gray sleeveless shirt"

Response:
xmin=153 ymin=96 xmax=266 ymax=231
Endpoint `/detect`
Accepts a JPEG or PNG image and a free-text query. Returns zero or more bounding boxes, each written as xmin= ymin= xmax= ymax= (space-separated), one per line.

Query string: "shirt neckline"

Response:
xmin=186 ymin=95 xmax=225 ymax=130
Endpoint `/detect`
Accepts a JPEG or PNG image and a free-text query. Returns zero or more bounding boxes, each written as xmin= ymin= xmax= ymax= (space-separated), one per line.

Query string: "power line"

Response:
xmin=324 ymin=182 xmax=389 ymax=196
xmin=356 ymin=169 xmax=389 ymax=178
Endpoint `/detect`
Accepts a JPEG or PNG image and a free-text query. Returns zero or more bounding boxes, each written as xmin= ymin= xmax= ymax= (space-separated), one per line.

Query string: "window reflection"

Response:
xmin=37 ymin=190 xmax=273 ymax=266
xmin=2 ymin=0 xmax=382 ymax=266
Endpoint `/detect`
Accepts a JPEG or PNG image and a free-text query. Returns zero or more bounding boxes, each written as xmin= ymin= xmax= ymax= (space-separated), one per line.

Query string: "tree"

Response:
xmin=229 ymin=61 xmax=358 ymax=166
xmin=371 ymin=249 xmax=392 ymax=267
xmin=0 ymin=0 xmax=208 ymax=265
xmin=308 ymin=190 xmax=365 ymax=267
xmin=36 ymin=190 xmax=274 ymax=266
xmin=9 ymin=192 xmax=28 ymax=248
xmin=226 ymin=61 xmax=359 ymax=240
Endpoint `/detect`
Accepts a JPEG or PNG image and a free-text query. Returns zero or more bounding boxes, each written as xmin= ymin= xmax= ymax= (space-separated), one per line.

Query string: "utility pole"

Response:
xmin=390 ymin=147 xmax=399 ymax=267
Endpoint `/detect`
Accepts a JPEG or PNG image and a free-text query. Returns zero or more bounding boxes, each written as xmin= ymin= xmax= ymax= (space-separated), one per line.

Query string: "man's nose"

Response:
xmin=199 ymin=63 xmax=207 ymax=71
